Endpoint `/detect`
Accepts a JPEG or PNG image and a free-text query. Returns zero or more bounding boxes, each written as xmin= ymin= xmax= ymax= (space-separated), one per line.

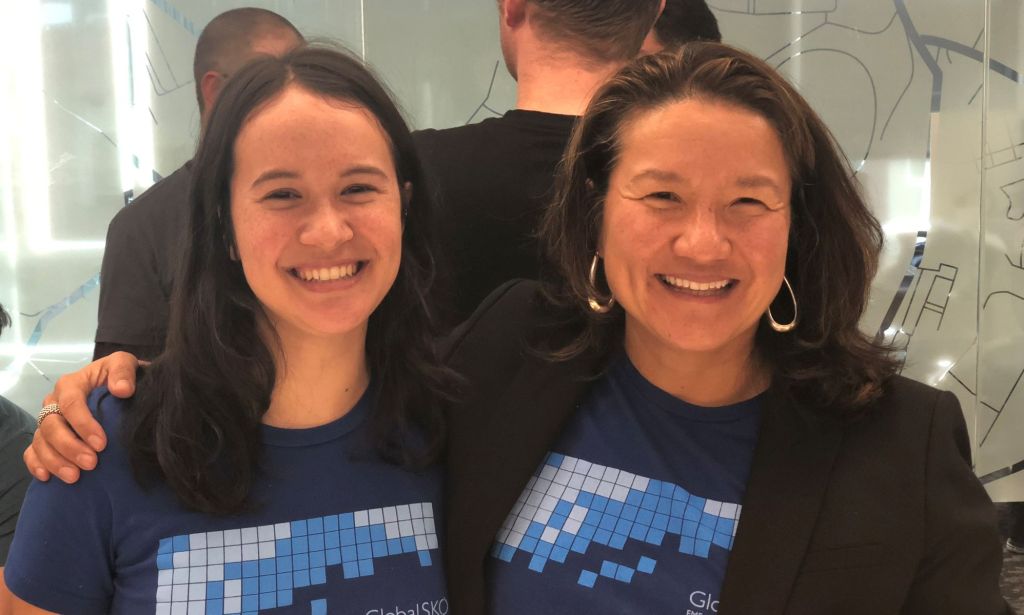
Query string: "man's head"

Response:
xmin=641 ymin=0 xmax=721 ymax=54
xmin=0 ymin=303 xmax=9 ymax=336
xmin=498 ymin=0 xmax=663 ymax=78
xmin=193 ymin=8 xmax=303 ymax=123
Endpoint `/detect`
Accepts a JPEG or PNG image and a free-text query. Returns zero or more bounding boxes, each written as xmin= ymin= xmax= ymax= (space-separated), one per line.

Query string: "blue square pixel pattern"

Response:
xmin=490 ymin=452 xmax=743 ymax=590
xmin=154 ymin=502 xmax=438 ymax=612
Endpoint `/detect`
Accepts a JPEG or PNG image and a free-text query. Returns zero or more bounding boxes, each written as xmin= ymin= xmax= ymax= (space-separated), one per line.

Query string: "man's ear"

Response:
xmin=502 ymin=0 xmax=527 ymax=28
xmin=200 ymin=71 xmax=227 ymax=114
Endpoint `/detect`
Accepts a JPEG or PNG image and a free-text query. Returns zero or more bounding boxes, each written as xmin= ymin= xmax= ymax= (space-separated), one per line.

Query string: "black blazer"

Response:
xmin=442 ymin=281 xmax=1011 ymax=615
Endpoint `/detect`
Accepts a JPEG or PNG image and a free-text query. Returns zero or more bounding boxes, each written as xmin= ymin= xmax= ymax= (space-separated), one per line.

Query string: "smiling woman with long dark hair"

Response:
xmin=441 ymin=43 xmax=1010 ymax=614
xmin=5 ymin=45 xmax=454 ymax=614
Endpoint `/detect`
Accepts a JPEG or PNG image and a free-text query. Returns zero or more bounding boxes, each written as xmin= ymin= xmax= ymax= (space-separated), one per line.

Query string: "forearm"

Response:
xmin=0 ymin=570 xmax=57 ymax=615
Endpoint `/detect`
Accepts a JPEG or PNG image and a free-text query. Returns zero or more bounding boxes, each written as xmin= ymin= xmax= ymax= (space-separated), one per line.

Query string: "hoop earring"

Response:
xmin=767 ymin=276 xmax=798 ymax=333
xmin=587 ymin=254 xmax=615 ymax=314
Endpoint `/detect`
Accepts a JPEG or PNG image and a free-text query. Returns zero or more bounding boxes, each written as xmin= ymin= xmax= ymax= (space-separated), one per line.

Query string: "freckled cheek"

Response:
xmin=232 ymin=214 xmax=295 ymax=270
xmin=358 ymin=210 xmax=403 ymax=265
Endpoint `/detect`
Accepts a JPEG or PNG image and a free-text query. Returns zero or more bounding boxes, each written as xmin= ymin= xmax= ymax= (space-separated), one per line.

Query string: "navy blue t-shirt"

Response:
xmin=487 ymin=354 xmax=763 ymax=614
xmin=5 ymin=388 xmax=448 ymax=615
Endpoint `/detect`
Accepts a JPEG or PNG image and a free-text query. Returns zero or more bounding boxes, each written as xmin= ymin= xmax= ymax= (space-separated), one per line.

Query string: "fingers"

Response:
xmin=106 ymin=351 xmax=141 ymax=398
xmin=27 ymin=423 xmax=83 ymax=484
xmin=47 ymin=381 xmax=106 ymax=453
xmin=39 ymin=405 xmax=98 ymax=468
xmin=23 ymin=442 xmax=50 ymax=482
xmin=29 ymin=352 xmax=141 ymax=483
xmin=48 ymin=353 xmax=141 ymax=453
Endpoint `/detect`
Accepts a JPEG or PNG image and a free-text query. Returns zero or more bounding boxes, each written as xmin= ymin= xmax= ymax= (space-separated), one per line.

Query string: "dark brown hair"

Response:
xmin=527 ymin=0 xmax=663 ymax=63
xmin=540 ymin=42 xmax=899 ymax=414
xmin=653 ymin=0 xmax=721 ymax=47
xmin=126 ymin=44 xmax=454 ymax=514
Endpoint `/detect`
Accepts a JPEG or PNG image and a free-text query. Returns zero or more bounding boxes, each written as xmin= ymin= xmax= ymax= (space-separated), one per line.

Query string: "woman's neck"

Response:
xmin=261 ymin=321 xmax=370 ymax=429
xmin=624 ymin=324 xmax=770 ymax=408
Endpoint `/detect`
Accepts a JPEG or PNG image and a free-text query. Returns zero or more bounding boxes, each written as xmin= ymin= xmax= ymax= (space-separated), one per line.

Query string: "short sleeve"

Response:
xmin=3 ymin=399 xmax=117 ymax=613
xmin=95 ymin=208 xmax=169 ymax=352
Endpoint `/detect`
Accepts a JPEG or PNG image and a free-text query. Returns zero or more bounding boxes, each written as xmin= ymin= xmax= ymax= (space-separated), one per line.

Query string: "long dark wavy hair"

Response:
xmin=540 ymin=42 xmax=899 ymax=415
xmin=122 ymin=44 xmax=455 ymax=514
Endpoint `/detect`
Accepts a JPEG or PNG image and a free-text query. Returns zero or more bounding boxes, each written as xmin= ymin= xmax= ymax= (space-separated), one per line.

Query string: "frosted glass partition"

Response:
xmin=976 ymin=0 xmax=1024 ymax=499
xmin=1 ymin=0 xmax=1021 ymax=497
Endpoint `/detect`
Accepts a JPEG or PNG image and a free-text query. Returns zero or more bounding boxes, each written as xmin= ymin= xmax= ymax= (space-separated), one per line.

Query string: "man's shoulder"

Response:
xmin=413 ymin=117 xmax=505 ymax=154
xmin=413 ymin=113 xmax=574 ymax=198
xmin=108 ymin=162 xmax=192 ymax=232
xmin=415 ymin=111 xmax=573 ymax=146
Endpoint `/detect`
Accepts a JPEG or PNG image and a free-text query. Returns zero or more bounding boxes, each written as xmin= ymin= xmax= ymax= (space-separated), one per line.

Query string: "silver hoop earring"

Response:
xmin=587 ymin=254 xmax=615 ymax=314
xmin=767 ymin=275 xmax=798 ymax=333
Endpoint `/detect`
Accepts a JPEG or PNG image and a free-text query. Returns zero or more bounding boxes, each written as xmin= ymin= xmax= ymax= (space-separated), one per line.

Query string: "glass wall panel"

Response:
xmin=363 ymin=1 xmax=516 ymax=130
xmin=976 ymin=0 xmax=1024 ymax=499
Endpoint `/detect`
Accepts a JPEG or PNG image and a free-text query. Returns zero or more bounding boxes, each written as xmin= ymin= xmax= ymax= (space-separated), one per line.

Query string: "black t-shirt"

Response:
xmin=0 ymin=395 xmax=34 ymax=566
xmin=414 ymin=110 xmax=577 ymax=324
xmin=94 ymin=162 xmax=192 ymax=361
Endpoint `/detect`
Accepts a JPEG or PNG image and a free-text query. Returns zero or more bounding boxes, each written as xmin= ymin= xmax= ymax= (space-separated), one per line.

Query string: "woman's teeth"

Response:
xmin=660 ymin=275 xmax=732 ymax=291
xmin=295 ymin=264 xmax=359 ymax=282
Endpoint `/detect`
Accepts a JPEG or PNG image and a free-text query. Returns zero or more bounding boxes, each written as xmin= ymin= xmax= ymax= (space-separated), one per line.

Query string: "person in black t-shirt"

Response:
xmin=415 ymin=0 xmax=663 ymax=324
xmin=94 ymin=9 xmax=303 ymax=361
xmin=0 ymin=303 xmax=34 ymax=611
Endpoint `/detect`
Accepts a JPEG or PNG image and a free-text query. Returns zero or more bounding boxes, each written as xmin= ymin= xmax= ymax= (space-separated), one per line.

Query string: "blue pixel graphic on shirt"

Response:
xmin=490 ymin=453 xmax=741 ymax=589
xmin=155 ymin=502 xmax=438 ymax=614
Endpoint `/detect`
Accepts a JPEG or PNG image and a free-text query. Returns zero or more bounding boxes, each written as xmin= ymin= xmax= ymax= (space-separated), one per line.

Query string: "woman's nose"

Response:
xmin=672 ymin=206 xmax=731 ymax=260
xmin=300 ymin=202 xmax=355 ymax=249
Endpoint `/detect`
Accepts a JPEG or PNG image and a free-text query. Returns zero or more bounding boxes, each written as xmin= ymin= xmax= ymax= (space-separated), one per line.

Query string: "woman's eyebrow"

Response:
xmin=250 ymin=165 xmax=390 ymax=188
xmin=251 ymin=169 xmax=299 ymax=188
xmin=629 ymin=168 xmax=684 ymax=183
xmin=735 ymin=175 xmax=783 ymax=191
xmin=340 ymin=165 xmax=389 ymax=179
